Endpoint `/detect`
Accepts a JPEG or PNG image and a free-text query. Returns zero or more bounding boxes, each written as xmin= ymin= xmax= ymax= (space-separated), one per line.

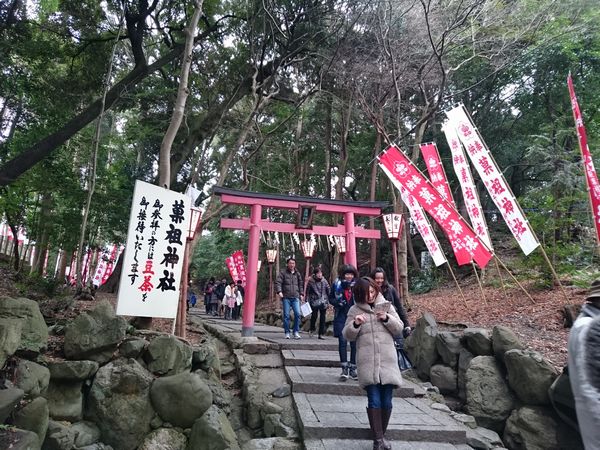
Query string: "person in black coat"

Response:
xmin=370 ymin=267 xmax=411 ymax=333
xmin=330 ymin=264 xmax=359 ymax=381
xmin=306 ymin=267 xmax=330 ymax=339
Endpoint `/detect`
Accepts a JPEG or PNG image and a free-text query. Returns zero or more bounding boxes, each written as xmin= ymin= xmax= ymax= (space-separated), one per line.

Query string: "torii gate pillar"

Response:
xmin=242 ymin=203 xmax=261 ymax=336
xmin=344 ymin=211 xmax=357 ymax=268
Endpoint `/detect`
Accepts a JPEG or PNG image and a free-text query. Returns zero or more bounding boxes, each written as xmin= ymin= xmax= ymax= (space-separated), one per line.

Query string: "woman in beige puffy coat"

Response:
xmin=343 ymin=277 xmax=403 ymax=450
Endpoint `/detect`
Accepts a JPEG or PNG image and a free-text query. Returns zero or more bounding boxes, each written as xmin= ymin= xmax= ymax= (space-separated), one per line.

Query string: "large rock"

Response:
xmin=0 ymin=427 xmax=40 ymax=450
xmin=150 ymin=371 xmax=213 ymax=428
xmin=0 ymin=384 xmax=24 ymax=423
xmin=44 ymin=420 xmax=75 ymax=450
xmin=46 ymin=379 xmax=84 ymax=422
xmin=504 ymin=349 xmax=558 ymax=405
xmin=0 ymin=297 xmax=48 ymax=355
xmin=192 ymin=341 xmax=220 ymax=376
xmin=64 ymin=301 xmax=127 ymax=363
xmin=492 ymin=325 xmax=524 ymax=361
xmin=12 ymin=396 xmax=49 ymax=444
xmin=118 ymin=337 xmax=147 ymax=359
xmin=503 ymin=406 xmax=582 ymax=450
xmin=196 ymin=369 xmax=233 ymax=415
xmin=430 ymin=364 xmax=458 ymax=394
xmin=144 ymin=335 xmax=192 ymax=376
xmin=466 ymin=426 xmax=504 ymax=450
xmin=463 ymin=328 xmax=493 ymax=356
xmin=48 ymin=360 xmax=99 ymax=381
xmin=458 ymin=348 xmax=474 ymax=402
xmin=405 ymin=313 xmax=439 ymax=380
xmin=187 ymin=405 xmax=240 ymax=450
xmin=71 ymin=421 xmax=102 ymax=448
xmin=138 ymin=428 xmax=187 ymax=450
xmin=465 ymin=356 xmax=516 ymax=432
xmin=87 ymin=358 xmax=155 ymax=450
xmin=13 ymin=359 xmax=50 ymax=398
xmin=436 ymin=331 xmax=463 ymax=368
xmin=0 ymin=318 xmax=22 ymax=366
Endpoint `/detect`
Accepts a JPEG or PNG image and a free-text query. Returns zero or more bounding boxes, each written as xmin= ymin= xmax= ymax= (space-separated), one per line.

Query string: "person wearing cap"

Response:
xmin=567 ymin=279 xmax=600 ymax=450
xmin=329 ymin=264 xmax=359 ymax=380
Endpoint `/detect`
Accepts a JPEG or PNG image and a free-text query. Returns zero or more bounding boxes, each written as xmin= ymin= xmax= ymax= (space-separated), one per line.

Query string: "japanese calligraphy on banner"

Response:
xmin=379 ymin=146 xmax=493 ymax=268
xmin=442 ymin=125 xmax=493 ymax=249
xmin=232 ymin=250 xmax=247 ymax=286
xmin=225 ymin=256 xmax=239 ymax=283
xmin=568 ymin=74 xmax=600 ymax=243
xmin=445 ymin=105 xmax=539 ymax=255
xmin=420 ymin=143 xmax=471 ymax=265
xmin=117 ymin=180 xmax=190 ymax=318
xmin=380 ymin=156 xmax=447 ymax=266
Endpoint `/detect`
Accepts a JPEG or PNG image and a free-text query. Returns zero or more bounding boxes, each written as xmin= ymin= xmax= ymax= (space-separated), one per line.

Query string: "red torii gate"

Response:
xmin=213 ymin=187 xmax=388 ymax=336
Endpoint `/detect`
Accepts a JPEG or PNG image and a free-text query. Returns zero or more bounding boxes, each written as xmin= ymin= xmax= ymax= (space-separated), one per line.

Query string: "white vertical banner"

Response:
xmin=379 ymin=163 xmax=447 ymax=266
xmin=446 ymin=105 xmax=539 ymax=255
xmin=117 ymin=180 xmax=190 ymax=318
xmin=442 ymin=124 xmax=493 ymax=249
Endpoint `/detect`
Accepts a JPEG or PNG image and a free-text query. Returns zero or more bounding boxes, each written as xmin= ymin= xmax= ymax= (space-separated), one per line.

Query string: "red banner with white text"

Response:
xmin=442 ymin=125 xmax=493 ymax=250
xmin=445 ymin=104 xmax=539 ymax=256
xmin=232 ymin=250 xmax=247 ymax=286
xmin=225 ymin=256 xmax=239 ymax=284
xmin=568 ymin=74 xmax=600 ymax=244
xmin=379 ymin=146 xmax=493 ymax=268
xmin=420 ymin=142 xmax=471 ymax=265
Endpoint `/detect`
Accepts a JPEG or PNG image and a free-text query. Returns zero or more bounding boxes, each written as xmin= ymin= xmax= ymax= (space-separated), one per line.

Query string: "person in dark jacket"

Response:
xmin=370 ymin=268 xmax=411 ymax=333
xmin=330 ymin=264 xmax=359 ymax=381
xmin=567 ymin=279 xmax=600 ymax=449
xmin=204 ymin=277 xmax=215 ymax=315
xmin=213 ymin=279 xmax=226 ymax=317
xmin=275 ymin=258 xmax=304 ymax=339
xmin=306 ymin=267 xmax=330 ymax=339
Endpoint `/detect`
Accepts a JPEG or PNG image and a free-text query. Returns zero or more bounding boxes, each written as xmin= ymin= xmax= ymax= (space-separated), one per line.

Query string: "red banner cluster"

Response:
xmin=420 ymin=143 xmax=471 ymax=266
xmin=568 ymin=74 xmax=600 ymax=243
xmin=379 ymin=146 xmax=493 ymax=268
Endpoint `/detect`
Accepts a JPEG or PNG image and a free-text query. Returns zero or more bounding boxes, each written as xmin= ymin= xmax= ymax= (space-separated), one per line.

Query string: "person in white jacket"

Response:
xmin=223 ymin=281 xmax=242 ymax=320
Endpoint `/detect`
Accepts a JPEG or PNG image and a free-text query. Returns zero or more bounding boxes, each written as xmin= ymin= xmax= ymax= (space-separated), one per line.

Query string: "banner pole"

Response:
xmin=447 ymin=263 xmax=469 ymax=311
xmin=494 ymin=255 xmax=536 ymax=304
xmin=536 ymin=244 xmax=570 ymax=304
xmin=471 ymin=262 xmax=487 ymax=305
xmin=494 ymin=257 xmax=512 ymax=306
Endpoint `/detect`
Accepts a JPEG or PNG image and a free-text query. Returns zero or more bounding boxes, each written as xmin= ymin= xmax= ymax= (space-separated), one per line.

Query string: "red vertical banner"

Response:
xmin=420 ymin=142 xmax=471 ymax=266
xmin=232 ymin=250 xmax=247 ymax=286
xmin=225 ymin=256 xmax=239 ymax=283
xmin=568 ymin=73 xmax=600 ymax=244
xmin=378 ymin=146 xmax=493 ymax=268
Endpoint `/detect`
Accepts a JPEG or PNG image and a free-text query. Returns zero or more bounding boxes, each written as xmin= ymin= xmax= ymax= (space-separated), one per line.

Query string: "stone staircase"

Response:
xmin=273 ymin=338 xmax=473 ymax=449
xmin=193 ymin=312 xmax=474 ymax=450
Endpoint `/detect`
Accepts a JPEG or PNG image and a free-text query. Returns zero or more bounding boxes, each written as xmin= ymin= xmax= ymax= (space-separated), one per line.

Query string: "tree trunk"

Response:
xmin=368 ymin=129 xmax=382 ymax=272
xmin=98 ymin=255 xmax=123 ymax=293
xmin=57 ymin=249 xmax=69 ymax=283
xmin=323 ymin=93 xmax=333 ymax=200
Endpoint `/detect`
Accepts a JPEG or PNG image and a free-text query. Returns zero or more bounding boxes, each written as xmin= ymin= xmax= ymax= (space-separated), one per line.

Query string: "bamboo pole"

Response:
xmin=472 ymin=262 xmax=487 ymax=305
xmin=537 ymin=245 xmax=570 ymax=304
xmin=494 ymin=255 xmax=536 ymax=304
xmin=494 ymin=257 xmax=512 ymax=306
xmin=447 ymin=264 xmax=468 ymax=309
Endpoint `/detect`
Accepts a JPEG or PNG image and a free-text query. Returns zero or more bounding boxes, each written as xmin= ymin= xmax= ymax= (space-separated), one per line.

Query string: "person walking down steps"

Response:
xmin=306 ymin=267 xmax=330 ymax=339
xmin=330 ymin=264 xmax=359 ymax=380
xmin=275 ymin=257 xmax=304 ymax=339
xmin=343 ymin=277 xmax=404 ymax=450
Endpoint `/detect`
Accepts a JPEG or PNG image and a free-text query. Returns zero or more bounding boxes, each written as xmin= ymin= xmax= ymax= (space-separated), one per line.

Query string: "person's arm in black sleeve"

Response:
xmin=392 ymin=286 xmax=410 ymax=329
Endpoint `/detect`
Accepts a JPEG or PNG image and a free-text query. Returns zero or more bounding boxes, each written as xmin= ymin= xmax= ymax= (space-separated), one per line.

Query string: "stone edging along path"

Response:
xmin=190 ymin=311 xmax=499 ymax=450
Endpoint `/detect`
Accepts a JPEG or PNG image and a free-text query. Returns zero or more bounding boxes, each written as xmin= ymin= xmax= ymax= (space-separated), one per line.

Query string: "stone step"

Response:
xmin=258 ymin=335 xmax=340 ymax=351
xmin=283 ymin=349 xmax=347 ymax=367
xmin=294 ymin=394 xmax=468 ymax=444
xmin=285 ymin=366 xmax=425 ymax=398
xmin=304 ymin=439 xmax=473 ymax=450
